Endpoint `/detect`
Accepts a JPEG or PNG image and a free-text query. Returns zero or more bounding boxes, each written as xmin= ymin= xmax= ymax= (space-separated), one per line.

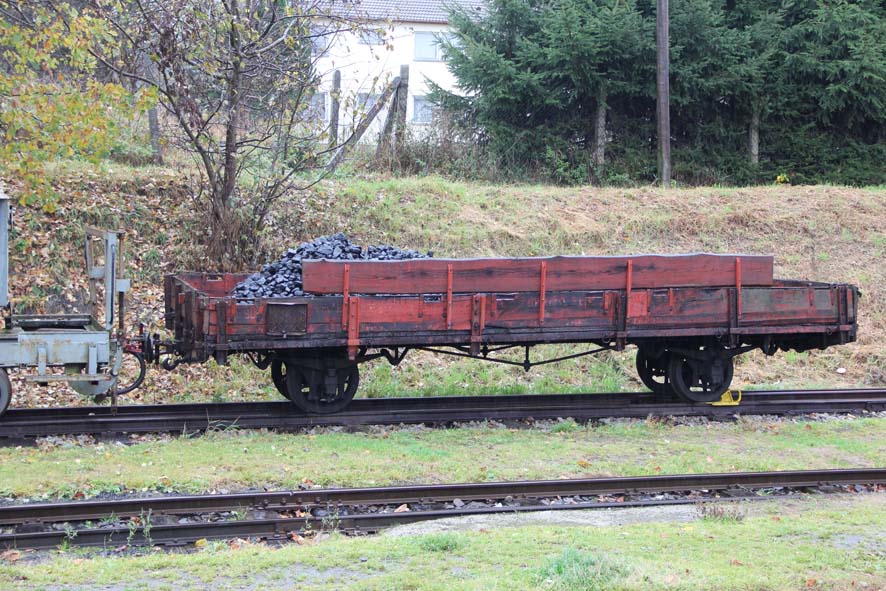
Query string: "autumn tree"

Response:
xmin=88 ymin=0 xmax=365 ymax=268
xmin=0 ymin=1 xmax=148 ymax=210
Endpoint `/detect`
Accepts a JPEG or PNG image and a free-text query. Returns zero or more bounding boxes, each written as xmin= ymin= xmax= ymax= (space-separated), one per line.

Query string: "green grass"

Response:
xmin=358 ymin=347 xmax=633 ymax=399
xmin=535 ymin=548 xmax=628 ymax=591
xmin=2 ymin=417 xmax=883 ymax=499
xmin=1 ymin=494 xmax=883 ymax=590
xmin=418 ymin=533 xmax=463 ymax=553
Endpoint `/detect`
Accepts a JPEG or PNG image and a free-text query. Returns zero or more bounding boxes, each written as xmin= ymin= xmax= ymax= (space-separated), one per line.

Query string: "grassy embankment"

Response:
xmin=5 ymin=166 xmax=885 ymax=408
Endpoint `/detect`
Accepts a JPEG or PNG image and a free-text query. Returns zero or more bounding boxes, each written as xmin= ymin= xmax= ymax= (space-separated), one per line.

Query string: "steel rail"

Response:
xmin=1 ymin=389 xmax=884 ymax=439
xmin=1 ymin=469 xmax=884 ymax=549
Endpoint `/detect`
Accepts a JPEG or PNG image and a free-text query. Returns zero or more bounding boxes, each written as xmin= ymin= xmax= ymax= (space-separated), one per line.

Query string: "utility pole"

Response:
xmin=656 ymin=0 xmax=671 ymax=186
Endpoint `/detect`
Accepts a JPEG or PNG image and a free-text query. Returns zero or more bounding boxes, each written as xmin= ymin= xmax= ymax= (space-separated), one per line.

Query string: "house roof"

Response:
xmin=356 ymin=0 xmax=484 ymax=24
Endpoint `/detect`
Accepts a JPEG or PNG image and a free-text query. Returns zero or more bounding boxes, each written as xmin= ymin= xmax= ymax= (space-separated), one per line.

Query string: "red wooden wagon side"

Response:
xmin=162 ymin=253 xmax=858 ymax=413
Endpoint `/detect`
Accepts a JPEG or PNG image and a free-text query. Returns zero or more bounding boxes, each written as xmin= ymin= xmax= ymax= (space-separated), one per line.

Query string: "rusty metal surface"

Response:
xmin=302 ymin=254 xmax=775 ymax=294
xmin=265 ymin=302 xmax=307 ymax=336
xmin=164 ymin=262 xmax=858 ymax=365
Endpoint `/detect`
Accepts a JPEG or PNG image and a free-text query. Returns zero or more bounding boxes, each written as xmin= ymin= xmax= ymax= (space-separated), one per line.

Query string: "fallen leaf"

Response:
xmin=771 ymin=515 xmax=782 ymax=522
xmin=194 ymin=538 xmax=208 ymax=548
xmin=1 ymin=550 xmax=22 ymax=562
xmin=806 ymin=579 xmax=818 ymax=587
xmin=730 ymin=559 xmax=744 ymax=566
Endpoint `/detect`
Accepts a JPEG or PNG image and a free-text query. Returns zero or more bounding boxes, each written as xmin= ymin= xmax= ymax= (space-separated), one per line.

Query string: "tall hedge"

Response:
xmin=434 ymin=0 xmax=886 ymax=185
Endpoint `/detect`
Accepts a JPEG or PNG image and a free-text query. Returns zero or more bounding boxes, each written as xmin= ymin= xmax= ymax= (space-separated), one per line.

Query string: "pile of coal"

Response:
xmin=231 ymin=233 xmax=431 ymax=298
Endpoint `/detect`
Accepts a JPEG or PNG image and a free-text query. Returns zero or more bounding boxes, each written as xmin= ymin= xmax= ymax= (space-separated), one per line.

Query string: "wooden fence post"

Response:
xmin=375 ymin=82 xmax=399 ymax=164
xmin=393 ymin=64 xmax=409 ymax=156
xmin=328 ymin=69 xmax=341 ymax=148
xmin=326 ymin=76 xmax=400 ymax=172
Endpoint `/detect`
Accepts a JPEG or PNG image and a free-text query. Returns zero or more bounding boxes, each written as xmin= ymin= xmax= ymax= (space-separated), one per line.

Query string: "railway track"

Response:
xmin=1 ymin=388 xmax=884 ymax=439
xmin=1 ymin=468 xmax=883 ymax=550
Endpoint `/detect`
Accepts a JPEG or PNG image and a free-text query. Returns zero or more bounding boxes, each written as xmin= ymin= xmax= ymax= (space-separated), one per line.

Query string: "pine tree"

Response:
xmin=436 ymin=0 xmax=886 ymax=184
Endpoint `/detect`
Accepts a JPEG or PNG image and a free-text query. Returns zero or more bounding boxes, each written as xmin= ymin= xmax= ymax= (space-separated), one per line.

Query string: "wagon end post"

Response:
xmin=347 ymin=296 xmax=360 ymax=360
xmin=0 ymin=187 xmax=9 ymax=312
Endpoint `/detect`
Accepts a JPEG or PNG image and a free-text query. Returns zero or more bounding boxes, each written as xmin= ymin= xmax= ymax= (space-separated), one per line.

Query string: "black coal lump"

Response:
xmin=231 ymin=234 xmax=432 ymax=298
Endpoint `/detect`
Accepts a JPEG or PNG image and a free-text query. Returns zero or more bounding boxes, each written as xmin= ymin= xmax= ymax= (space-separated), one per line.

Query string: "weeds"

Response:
xmin=535 ymin=548 xmax=628 ymax=591
xmin=696 ymin=501 xmax=748 ymax=522
xmin=550 ymin=418 xmax=580 ymax=433
xmin=61 ymin=523 xmax=79 ymax=551
xmin=320 ymin=507 xmax=340 ymax=532
xmin=98 ymin=513 xmax=118 ymax=527
xmin=419 ymin=533 xmax=462 ymax=553
xmin=126 ymin=509 xmax=154 ymax=545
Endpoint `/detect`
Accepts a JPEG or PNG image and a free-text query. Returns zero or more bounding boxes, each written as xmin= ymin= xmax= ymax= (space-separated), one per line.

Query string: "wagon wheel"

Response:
xmin=635 ymin=347 xmax=672 ymax=396
xmin=286 ymin=364 xmax=359 ymax=414
xmin=0 ymin=369 xmax=11 ymax=418
xmin=270 ymin=359 xmax=291 ymax=400
xmin=667 ymin=351 xmax=734 ymax=403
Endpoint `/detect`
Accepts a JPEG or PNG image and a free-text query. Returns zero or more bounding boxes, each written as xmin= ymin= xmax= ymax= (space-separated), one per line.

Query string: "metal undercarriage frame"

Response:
xmin=0 ymin=188 xmax=137 ymax=416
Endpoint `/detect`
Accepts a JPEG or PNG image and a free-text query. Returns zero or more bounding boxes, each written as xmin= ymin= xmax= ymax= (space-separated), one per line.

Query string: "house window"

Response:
xmin=359 ymin=29 xmax=386 ymax=45
xmin=357 ymin=93 xmax=381 ymax=113
xmin=413 ymin=96 xmax=434 ymax=124
xmin=311 ymin=27 xmax=330 ymax=56
xmin=414 ymin=31 xmax=449 ymax=61
xmin=307 ymin=92 xmax=327 ymax=121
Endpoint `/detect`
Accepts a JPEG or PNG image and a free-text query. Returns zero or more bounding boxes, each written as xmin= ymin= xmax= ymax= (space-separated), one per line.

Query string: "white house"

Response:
xmin=311 ymin=0 xmax=483 ymax=139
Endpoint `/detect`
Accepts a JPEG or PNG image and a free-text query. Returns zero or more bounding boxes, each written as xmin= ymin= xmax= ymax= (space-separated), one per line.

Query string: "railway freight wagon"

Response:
xmin=162 ymin=254 xmax=858 ymax=413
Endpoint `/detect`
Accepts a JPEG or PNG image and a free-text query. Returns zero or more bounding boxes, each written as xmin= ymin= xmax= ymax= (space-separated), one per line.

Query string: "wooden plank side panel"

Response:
xmin=353 ymin=297 xmax=474 ymax=333
xmin=740 ymin=287 xmax=839 ymax=326
xmin=192 ymin=286 xmax=833 ymax=343
xmin=488 ymin=292 xmax=615 ymax=330
xmin=628 ymin=288 xmax=730 ymax=329
xmin=302 ymin=254 xmax=773 ymax=295
xmin=294 ymin=293 xmax=620 ymax=335
xmin=165 ymin=273 xmax=852 ymax=357
xmin=219 ymin=302 xmax=266 ymax=337
xmin=169 ymin=272 xmax=250 ymax=297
